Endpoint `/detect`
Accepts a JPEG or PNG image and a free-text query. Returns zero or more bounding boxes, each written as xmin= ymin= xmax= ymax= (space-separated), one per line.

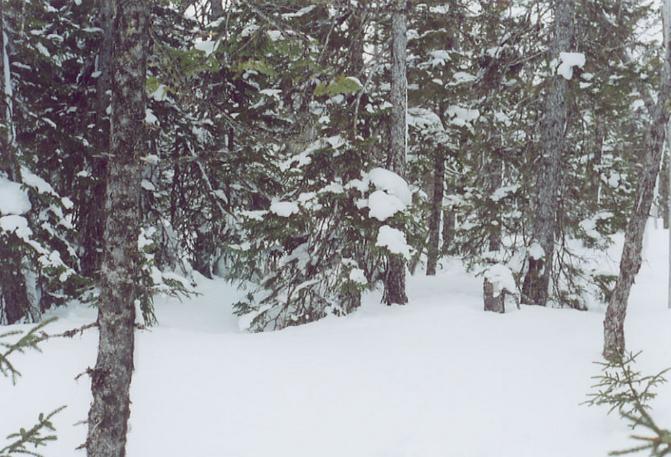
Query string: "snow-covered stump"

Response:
xmin=483 ymin=264 xmax=517 ymax=314
xmin=483 ymin=278 xmax=505 ymax=313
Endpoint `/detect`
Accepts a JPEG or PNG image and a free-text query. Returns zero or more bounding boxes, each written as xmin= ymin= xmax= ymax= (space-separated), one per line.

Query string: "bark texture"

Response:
xmin=483 ymin=278 xmax=505 ymax=313
xmin=383 ymin=0 xmax=408 ymax=305
xmin=426 ymin=155 xmax=445 ymax=276
xmin=521 ymin=0 xmax=574 ymax=306
xmin=0 ymin=6 xmax=32 ymax=325
xmin=86 ymin=1 xmax=149 ymax=456
xmin=80 ymin=0 xmax=113 ymax=278
xmin=603 ymin=0 xmax=671 ymax=359
xmin=210 ymin=0 xmax=223 ymax=20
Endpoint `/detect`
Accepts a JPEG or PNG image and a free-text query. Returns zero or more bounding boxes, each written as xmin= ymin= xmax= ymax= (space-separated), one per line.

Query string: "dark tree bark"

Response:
xmin=483 ymin=278 xmax=505 ymax=313
xmin=80 ymin=0 xmax=114 ymax=278
xmin=522 ymin=0 xmax=575 ymax=306
xmin=210 ymin=0 xmax=223 ymax=20
xmin=591 ymin=116 xmax=605 ymax=206
xmin=660 ymin=152 xmax=669 ymax=228
xmin=0 ymin=5 xmax=33 ymax=325
xmin=483 ymin=150 xmax=503 ymax=252
xmin=603 ymin=1 xmax=671 ymax=359
xmin=86 ymin=1 xmax=149 ymax=456
xmin=426 ymin=155 xmax=445 ymax=276
xmin=383 ymin=0 xmax=408 ymax=305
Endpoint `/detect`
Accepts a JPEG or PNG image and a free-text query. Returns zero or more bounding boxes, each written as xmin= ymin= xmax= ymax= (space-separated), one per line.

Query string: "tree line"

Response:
xmin=1 ymin=0 xmax=670 ymax=455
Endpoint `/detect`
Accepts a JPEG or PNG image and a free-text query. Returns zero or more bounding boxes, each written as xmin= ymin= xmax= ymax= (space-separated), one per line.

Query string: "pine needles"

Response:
xmin=0 ymin=318 xmax=66 ymax=457
xmin=0 ymin=407 xmax=66 ymax=457
xmin=0 ymin=317 xmax=56 ymax=384
xmin=585 ymin=352 xmax=671 ymax=456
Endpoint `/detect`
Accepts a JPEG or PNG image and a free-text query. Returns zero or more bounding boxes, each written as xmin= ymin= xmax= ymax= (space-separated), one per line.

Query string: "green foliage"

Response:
xmin=0 ymin=318 xmax=65 ymax=457
xmin=314 ymin=76 xmax=362 ymax=97
xmin=0 ymin=318 xmax=56 ymax=384
xmin=0 ymin=407 xmax=66 ymax=457
xmin=585 ymin=352 xmax=671 ymax=456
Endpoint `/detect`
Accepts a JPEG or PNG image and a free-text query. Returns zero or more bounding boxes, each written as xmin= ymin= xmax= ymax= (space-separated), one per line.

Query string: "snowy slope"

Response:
xmin=1 ymin=226 xmax=670 ymax=457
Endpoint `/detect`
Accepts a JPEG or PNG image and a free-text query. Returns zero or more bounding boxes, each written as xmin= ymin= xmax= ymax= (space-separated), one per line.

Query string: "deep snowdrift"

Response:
xmin=2 ymin=226 xmax=670 ymax=457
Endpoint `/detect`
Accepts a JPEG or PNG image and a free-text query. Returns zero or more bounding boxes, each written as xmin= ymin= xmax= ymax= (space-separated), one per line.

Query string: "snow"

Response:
xmin=445 ymin=105 xmax=480 ymax=128
xmin=375 ymin=225 xmax=410 ymax=257
xmin=145 ymin=109 xmax=159 ymax=126
xmin=368 ymin=168 xmax=412 ymax=206
xmin=348 ymin=268 xmax=367 ymax=285
xmin=282 ymin=5 xmax=315 ymax=19
xmin=194 ymin=40 xmax=218 ymax=56
xmin=21 ymin=167 xmax=56 ymax=195
xmin=0 ymin=177 xmax=31 ymax=215
xmin=557 ymin=52 xmax=586 ymax=80
xmin=0 ymin=214 xmax=31 ymax=239
xmin=267 ymin=30 xmax=282 ymax=41
xmin=483 ymin=264 xmax=517 ymax=299
xmin=269 ymin=200 xmax=299 ymax=217
xmin=528 ymin=241 xmax=545 ymax=260
xmin=2 ymin=225 xmax=671 ymax=457
xmin=368 ymin=190 xmax=405 ymax=221
xmin=407 ymin=108 xmax=443 ymax=130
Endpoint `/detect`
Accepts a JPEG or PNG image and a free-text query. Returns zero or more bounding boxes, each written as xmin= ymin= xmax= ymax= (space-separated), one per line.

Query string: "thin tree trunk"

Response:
xmin=442 ymin=178 xmax=456 ymax=255
xmin=484 ymin=150 xmax=503 ymax=252
xmin=0 ymin=5 xmax=32 ymax=325
xmin=383 ymin=0 xmax=408 ymax=305
xmin=603 ymin=0 xmax=671 ymax=359
xmin=592 ymin=117 xmax=605 ymax=206
xmin=668 ymin=119 xmax=671 ymax=310
xmin=210 ymin=0 xmax=223 ymax=19
xmin=426 ymin=154 xmax=445 ymax=276
xmin=86 ymin=1 xmax=149 ymax=455
xmin=660 ymin=151 xmax=669 ymax=228
xmin=522 ymin=0 xmax=575 ymax=306
xmin=81 ymin=0 xmax=113 ymax=278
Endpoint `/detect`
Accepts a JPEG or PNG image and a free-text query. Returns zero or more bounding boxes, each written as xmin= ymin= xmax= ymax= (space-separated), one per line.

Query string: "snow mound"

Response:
xmin=557 ymin=52 xmax=585 ymax=80
xmin=376 ymin=225 xmax=410 ymax=257
xmin=368 ymin=168 xmax=411 ymax=206
xmin=368 ymin=190 xmax=406 ymax=221
xmin=0 ymin=177 xmax=31 ymax=215
xmin=270 ymin=200 xmax=299 ymax=217
xmin=483 ymin=264 xmax=517 ymax=298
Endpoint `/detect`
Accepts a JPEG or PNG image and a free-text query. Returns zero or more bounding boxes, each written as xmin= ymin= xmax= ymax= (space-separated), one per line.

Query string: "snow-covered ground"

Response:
xmin=2 ymin=225 xmax=671 ymax=457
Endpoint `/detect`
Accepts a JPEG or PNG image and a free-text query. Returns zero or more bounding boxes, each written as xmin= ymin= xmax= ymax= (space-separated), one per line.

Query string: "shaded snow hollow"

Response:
xmin=1 ymin=226 xmax=670 ymax=457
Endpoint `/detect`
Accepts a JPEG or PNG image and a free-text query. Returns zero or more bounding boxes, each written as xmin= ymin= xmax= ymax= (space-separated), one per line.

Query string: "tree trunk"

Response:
xmin=426 ymin=154 xmax=445 ymax=275
xmin=483 ymin=278 xmax=505 ymax=313
xmin=86 ymin=1 xmax=149 ymax=456
xmin=0 ymin=5 xmax=33 ymax=325
xmin=210 ymin=0 xmax=223 ymax=20
xmin=383 ymin=0 xmax=408 ymax=305
xmin=603 ymin=0 xmax=671 ymax=359
xmin=521 ymin=0 xmax=575 ymax=306
xmin=660 ymin=151 xmax=669 ymax=228
xmin=592 ymin=117 xmax=605 ymax=206
xmin=81 ymin=0 xmax=113 ymax=279
xmin=484 ymin=150 xmax=503 ymax=252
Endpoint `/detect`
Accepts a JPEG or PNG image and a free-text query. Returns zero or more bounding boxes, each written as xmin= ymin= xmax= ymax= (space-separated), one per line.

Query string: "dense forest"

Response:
xmin=1 ymin=1 xmax=671 ymax=456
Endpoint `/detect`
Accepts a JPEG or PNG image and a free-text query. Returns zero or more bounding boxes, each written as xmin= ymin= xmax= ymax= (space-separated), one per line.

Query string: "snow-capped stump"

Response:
xmin=483 ymin=264 xmax=518 ymax=313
